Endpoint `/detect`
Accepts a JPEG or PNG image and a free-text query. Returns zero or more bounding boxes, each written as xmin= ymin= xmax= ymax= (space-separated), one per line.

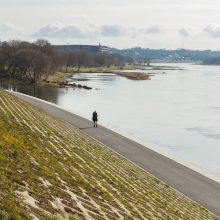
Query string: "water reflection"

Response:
xmin=71 ymin=73 xmax=118 ymax=82
xmin=0 ymin=83 xmax=60 ymax=104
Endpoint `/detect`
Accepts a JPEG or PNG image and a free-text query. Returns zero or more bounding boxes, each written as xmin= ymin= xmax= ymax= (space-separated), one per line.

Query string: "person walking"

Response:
xmin=92 ymin=111 xmax=98 ymax=127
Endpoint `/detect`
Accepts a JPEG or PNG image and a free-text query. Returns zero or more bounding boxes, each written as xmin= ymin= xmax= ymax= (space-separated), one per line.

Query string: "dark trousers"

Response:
xmin=93 ymin=121 xmax=98 ymax=127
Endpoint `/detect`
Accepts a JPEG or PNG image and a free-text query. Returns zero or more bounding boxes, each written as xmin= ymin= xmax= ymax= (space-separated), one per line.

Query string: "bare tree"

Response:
xmin=75 ymin=50 xmax=88 ymax=72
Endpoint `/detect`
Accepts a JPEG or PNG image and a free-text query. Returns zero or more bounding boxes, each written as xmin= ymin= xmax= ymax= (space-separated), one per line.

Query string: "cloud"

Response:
xmin=0 ymin=23 xmax=21 ymax=34
xmin=33 ymin=23 xmax=165 ymax=40
xmin=33 ymin=24 xmax=126 ymax=39
xmin=0 ymin=0 xmax=75 ymax=6
xmin=100 ymin=25 xmax=125 ymax=37
xmin=204 ymin=24 xmax=220 ymax=38
xmin=33 ymin=24 xmax=97 ymax=39
xmin=178 ymin=28 xmax=192 ymax=38
xmin=142 ymin=26 xmax=163 ymax=34
xmin=0 ymin=23 xmax=23 ymax=40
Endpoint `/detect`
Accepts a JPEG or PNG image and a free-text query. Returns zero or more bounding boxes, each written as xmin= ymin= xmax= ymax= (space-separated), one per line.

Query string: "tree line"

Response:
xmin=0 ymin=39 xmax=129 ymax=83
xmin=62 ymin=49 xmax=128 ymax=72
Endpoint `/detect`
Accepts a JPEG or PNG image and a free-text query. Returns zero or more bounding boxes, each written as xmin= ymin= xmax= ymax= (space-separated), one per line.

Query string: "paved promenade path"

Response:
xmin=13 ymin=92 xmax=220 ymax=217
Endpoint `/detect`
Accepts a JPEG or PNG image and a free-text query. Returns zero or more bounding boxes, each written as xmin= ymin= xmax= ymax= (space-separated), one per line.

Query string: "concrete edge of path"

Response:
xmin=9 ymin=90 xmax=220 ymax=217
xmin=9 ymin=90 xmax=220 ymax=184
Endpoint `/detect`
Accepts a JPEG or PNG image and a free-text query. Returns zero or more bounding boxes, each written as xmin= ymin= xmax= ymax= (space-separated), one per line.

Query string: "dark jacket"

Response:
xmin=92 ymin=111 xmax=98 ymax=121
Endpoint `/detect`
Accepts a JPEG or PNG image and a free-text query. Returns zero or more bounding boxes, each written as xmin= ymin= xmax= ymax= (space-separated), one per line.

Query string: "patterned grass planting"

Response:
xmin=0 ymin=89 xmax=219 ymax=220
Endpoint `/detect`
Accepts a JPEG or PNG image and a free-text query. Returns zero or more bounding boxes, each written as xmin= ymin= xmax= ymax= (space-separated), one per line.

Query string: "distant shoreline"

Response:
xmin=0 ymin=64 xmax=184 ymax=87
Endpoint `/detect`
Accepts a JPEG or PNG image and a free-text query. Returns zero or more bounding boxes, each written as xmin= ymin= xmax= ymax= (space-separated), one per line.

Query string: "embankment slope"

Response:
xmin=0 ymin=89 xmax=219 ymax=220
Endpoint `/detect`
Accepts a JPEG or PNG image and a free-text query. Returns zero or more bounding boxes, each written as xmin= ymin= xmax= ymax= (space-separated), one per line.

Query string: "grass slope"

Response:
xmin=0 ymin=89 xmax=219 ymax=220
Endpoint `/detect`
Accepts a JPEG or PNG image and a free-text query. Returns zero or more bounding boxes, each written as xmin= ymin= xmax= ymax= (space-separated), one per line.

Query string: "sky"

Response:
xmin=1 ymin=0 xmax=220 ymax=50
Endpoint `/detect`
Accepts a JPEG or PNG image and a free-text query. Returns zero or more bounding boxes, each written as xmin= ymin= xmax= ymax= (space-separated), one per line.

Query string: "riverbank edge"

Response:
xmin=0 ymin=70 xmax=149 ymax=89
xmin=0 ymin=64 xmax=184 ymax=86
xmin=10 ymin=90 xmax=220 ymax=184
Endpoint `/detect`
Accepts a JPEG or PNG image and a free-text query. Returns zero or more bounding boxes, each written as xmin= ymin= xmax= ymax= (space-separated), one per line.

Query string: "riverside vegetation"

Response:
xmin=0 ymin=39 xmax=149 ymax=86
xmin=0 ymin=89 xmax=219 ymax=220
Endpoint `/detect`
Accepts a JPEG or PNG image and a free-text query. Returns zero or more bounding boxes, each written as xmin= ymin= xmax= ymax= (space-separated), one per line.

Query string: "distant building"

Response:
xmin=55 ymin=44 xmax=109 ymax=53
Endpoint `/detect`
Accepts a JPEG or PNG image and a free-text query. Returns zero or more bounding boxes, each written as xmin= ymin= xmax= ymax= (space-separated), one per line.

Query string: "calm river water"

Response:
xmin=2 ymin=63 xmax=220 ymax=176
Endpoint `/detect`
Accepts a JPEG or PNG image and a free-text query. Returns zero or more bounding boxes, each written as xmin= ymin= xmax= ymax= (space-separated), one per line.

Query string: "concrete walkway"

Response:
xmin=13 ymin=92 xmax=220 ymax=217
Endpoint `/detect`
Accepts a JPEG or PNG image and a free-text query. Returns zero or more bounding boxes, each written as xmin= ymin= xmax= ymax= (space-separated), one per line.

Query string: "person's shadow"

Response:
xmin=79 ymin=126 xmax=94 ymax=130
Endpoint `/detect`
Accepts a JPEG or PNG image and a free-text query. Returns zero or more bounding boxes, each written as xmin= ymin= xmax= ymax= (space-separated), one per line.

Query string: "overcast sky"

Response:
xmin=1 ymin=0 xmax=220 ymax=49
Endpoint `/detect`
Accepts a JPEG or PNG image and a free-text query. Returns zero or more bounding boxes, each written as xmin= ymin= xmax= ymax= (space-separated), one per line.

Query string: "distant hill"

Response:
xmin=54 ymin=45 xmax=220 ymax=63
xmin=203 ymin=57 xmax=220 ymax=65
xmin=109 ymin=47 xmax=220 ymax=62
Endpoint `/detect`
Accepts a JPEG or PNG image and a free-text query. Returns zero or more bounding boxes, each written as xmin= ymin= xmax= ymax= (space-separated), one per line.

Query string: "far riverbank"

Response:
xmin=0 ymin=64 xmax=183 ymax=87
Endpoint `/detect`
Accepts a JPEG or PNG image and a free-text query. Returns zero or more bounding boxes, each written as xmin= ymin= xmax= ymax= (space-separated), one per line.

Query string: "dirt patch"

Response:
xmin=114 ymin=72 xmax=150 ymax=80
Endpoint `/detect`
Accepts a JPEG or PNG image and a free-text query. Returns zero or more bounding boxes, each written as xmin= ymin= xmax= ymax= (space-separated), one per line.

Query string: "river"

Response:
xmin=2 ymin=63 xmax=220 ymax=177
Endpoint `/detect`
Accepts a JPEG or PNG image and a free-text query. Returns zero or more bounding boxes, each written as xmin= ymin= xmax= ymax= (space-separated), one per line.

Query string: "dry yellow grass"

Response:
xmin=114 ymin=72 xmax=150 ymax=80
xmin=45 ymin=72 xmax=66 ymax=84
